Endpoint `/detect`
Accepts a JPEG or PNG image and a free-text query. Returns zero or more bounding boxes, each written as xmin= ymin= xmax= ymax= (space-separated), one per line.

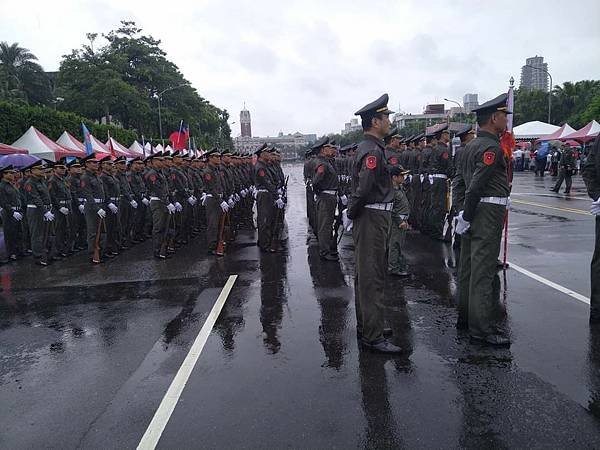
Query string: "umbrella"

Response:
xmin=0 ymin=153 xmax=41 ymax=168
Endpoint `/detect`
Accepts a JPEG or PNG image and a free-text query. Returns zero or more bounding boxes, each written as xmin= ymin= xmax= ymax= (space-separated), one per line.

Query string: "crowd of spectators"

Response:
xmin=512 ymin=141 xmax=590 ymax=176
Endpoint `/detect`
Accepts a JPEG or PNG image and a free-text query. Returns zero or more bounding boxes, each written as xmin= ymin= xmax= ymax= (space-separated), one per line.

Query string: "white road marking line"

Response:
xmin=137 ymin=275 xmax=238 ymax=450
xmin=509 ymin=262 xmax=590 ymax=305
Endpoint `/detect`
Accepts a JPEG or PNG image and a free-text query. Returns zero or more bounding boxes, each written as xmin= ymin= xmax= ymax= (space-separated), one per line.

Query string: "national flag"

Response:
xmin=82 ymin=123 xmax=93 ymax=156
xmin=169 ymin=122 xmax=190 ymax=150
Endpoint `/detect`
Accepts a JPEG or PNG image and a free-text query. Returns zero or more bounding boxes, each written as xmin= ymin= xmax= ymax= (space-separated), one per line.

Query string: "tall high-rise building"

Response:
xmin=240 ymin=104 xmax=251 ymax=137
xmin=463 ymin=93 xmax=479 ymax=113
xmin=520 ymin=56 xmax=549 ymax=92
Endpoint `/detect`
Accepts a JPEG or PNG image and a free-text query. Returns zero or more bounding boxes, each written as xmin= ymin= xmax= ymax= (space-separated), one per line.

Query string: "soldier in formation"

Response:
xmin=1 ymin=148 xmax=283 ymax=265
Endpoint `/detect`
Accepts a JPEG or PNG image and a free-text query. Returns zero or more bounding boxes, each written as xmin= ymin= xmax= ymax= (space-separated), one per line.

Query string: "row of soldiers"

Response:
xmin=303 ymin=122 xmax=476 ymax=262
xmin=0 ymin=147 xmax=287 ymax=265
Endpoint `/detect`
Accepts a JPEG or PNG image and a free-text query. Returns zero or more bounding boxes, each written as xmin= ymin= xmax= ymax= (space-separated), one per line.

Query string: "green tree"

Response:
xmin=0 ymin=42 xmax=52 ymax=105
xmin=581 ymin=95 xmax=600 ymax=124
xmin=57 ymin=21 xmax=230 ymax=148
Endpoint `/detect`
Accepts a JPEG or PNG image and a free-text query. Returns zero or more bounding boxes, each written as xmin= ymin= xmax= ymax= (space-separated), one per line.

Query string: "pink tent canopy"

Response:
xmin=88 ymin=134 xmax=112 ymax=158
xmin=0 ymin=143 xmax=28 ymax=155
xmin=560 ymin=120 xmax=600 ymax=142
xmin=536 ymin=123 xmax=576 ymax=142
xmin=56 ymin=131 xmax=87 ymax=156
xmin=11 ymin=126 xmax=82 ymax=161
xmin=106 ymin=138 xmax=134 ymax=158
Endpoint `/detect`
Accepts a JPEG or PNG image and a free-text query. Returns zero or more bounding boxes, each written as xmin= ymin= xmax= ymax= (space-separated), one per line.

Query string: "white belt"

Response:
xmin=480 ymin=196 xmax=509 ymax=206
xmin=77 ymin=197 xmax=86 ymax=202
xmin=27 ymin=204 xmax=37 ymax=209
xmin=431 ymin=174 xmax=447 ymax=179
xmin=149 ymin=196 xmax=161 ymax=201
xmin=256 ymin=189 xmax=269 ymax=193
xmin=93 ymin=198 xmax=103 ymax=203
xmin=365 ymin=202 xmax=393 ymax=211
xmin=109 ymin=197 xmax=119 ymax=201
xmin=321 ymin=190 xmax=337 ymax=195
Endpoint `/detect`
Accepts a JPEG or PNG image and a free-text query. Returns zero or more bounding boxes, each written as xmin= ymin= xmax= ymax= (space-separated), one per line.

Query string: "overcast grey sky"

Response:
xmin=2 ymin=0 xmax=599 ymax=137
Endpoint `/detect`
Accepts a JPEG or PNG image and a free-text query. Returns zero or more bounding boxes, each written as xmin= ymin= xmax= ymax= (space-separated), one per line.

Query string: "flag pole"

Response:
xmin=502 ymin=77 xmax=516 ymax=269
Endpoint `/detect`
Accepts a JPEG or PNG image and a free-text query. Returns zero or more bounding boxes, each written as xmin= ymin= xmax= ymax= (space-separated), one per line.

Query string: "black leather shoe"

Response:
xmin=362 ymin=338 xmax=403 ymax=353
xmin=320 ymin=253 xmax=339 ymax=261
xmin=357 ymin=328 xmax=392 ymax=339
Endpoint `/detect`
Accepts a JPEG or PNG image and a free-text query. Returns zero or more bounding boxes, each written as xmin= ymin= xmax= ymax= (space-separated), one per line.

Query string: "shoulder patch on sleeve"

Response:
xmin=149 ymin=174 xmax=157 ymax=183
xmin=171 ymin=173 xmax=176 ymax=180
xmin=204 ymin=173 xmax=212 ymax=181
xmin=25 ymin=184 xmax=32 ymax=192
xmin=390 ymin=157 xmax=398 ymax=166
xmin=80 ymin=180 xmax=85 ymax=188
xmin=317 ymin=164 xmax=325 ymax=174
xmin=258 ymin=169 xmax=265 ymax=177
xmin=366 ymin=155 xmax=377 ymax=170
xmin=483 ymin=151 xmax=496 ymax=166
xmin=442 ymin=152 xmax=449 ymax=159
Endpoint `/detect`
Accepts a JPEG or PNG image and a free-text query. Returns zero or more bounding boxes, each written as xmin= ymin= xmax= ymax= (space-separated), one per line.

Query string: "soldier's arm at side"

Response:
xmin=583 ymin=138 xmax=600 ymax=201
xmin=349 ymin=153 xmax=377 ymax=215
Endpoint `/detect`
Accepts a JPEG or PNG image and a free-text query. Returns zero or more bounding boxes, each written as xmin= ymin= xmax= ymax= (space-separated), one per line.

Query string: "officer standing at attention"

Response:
xmin=346 ymin=93 xmax=402 ymax=353
xmin=254 ymin=143 xmax=278 ymax=252
xmin=24 ymin=160 xmax=55 ymax=266
xmin=384 ymin=127 xmax=402 ymax=168
xmin=47 ymin=158 xmax=72 ymax=258
xmin=454 ymin=93 xmax=512 ymax=346
xmin=80 ymin=154 xmax=107 ymax=263
xmin=311 ymin=137 xmax=339 ymax=261
xmin=303 ymin=146 xmax=318 ymax=235
xmin=428 ymin=125 xmax=452 ymax=240
xmin=451 ymin=125 xmax=475 ymax=250
xmin=0 ymin=165 xmax=23 ymax=262
xmin=583 ymin=135 xmax=600 ymax=322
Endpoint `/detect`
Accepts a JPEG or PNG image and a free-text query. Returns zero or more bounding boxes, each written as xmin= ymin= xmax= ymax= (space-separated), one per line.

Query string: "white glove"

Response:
xmin=43 ymin=211 xmax=55 ymax=222
xmin=313 ymin=194 xmax=317 ymax=202
xmin=420 ymin=174 xmax=424 ymax=183
xmin=234 ymin=193 xmax=240 ymax=202
xmin=591 ymin=198 xmax=600 ymax=215
xmin=174 ymin=202 xmax=183 ymax=212
xmin=428 ymin=174 xmax=434 ymax=185
xmin=454 ymin=211 xmax=471 ymax=235
xmin=108 ymin=202 xmax=118 ymax=214
xmin=275 ymin=197 xmax=285 ymax=209
xmin=342 ymin=209 xmax=353 ymax=231
xmin=340 ymin=194 xmax=348 ymax=206
xmin=188 ymin=196 xmax=196 ymax=206
xmin=201 ymin=193 xmax=212 ymax=206
xmin=277 ymin=188 xmax=283 ymax=195
xmin=0 ymin=207 xmax=3 ymax=214
xmin=408 ymin=175 xmax=413 ymax=183
xmin=130 ymin=200 xmax=138 ymax=209
xmin=59 ymin=207 xmax=69 ymax=215
xmin=227 ymin=199 xmax=235 ymax=208
xmin=142 ymin=197 xmax=150 ymax=206
xmin=240 ymin=189 xmax=247 ymax=198
xmin=220 ymin=201 xmax=229 ymax=212
xmin=253 ymin=190 xmax=259 ymax=199
xmin=78 ymin=204 xmax=85 ymax=213
xmin=12 ymin=211 xmax=23 ymax=221
xmin=97 ymin=208 xmax=107 ymax=218
xmin=167 ymin=203 xmax=176 ymax=214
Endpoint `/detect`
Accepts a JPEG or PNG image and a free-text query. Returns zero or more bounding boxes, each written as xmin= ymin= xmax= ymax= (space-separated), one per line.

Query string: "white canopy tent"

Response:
xmin=12 ymin=126 xmax=84 ymax=161
xmin=129 ymin=140 xmax=144 ymax=156
xmin=513 ymin=121 xmax=560 ymax=140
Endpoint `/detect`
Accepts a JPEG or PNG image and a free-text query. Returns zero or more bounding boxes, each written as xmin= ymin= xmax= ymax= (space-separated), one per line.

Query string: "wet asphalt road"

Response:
xmin=1 ymin=164 xmax=600 ymax=449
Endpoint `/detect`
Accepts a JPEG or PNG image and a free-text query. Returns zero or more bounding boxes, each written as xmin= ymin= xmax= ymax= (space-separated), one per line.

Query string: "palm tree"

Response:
xmin=0 ymin=42 xmax=51 ymax=104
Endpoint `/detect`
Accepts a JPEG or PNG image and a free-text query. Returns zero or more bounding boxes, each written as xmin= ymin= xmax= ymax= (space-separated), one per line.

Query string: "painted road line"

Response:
xmin=511 ymin=192 xmax=589 ymax=201
xmin=512 ymin=199 xmax=591 ymax=216
xmin=509 ymin=262 xmax=590 ymax=305
xmin=137 ymin=275 xmax=238 ymax=450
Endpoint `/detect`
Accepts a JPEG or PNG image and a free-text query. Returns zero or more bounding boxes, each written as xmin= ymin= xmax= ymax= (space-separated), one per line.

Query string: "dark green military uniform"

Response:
xmin=454 ymin=93 xmax=512 ymax=345
xmin=115 ymin=160 xmax=134 ymax=247
xmin=304 ymin=151 xmax=317 ymax=233
xmin=348 ymin=94 xmax=396 ymax=348
xmin=202 ymin=151 xmax=224 ymax=253
xmin=409 ymin=136 xmax=425 ymax=230
xmin=0 ymin=168 xmax=23 ymax=259
xmin=127 ymin=161 xmax=148 ymax=242
xmin=48 ymin=171 xmax=72 ymax=256
xmin=67 ymin=161 xmax=87 ymax=251
xmin=144 ymin=156 xmax=170 ymax=258
xmin=552 ymin=146 xmax=576 ymax=194
xmin=419 ymin=141 xmax=434 ymax=235
xmin=388 ymin=171 xmax=411 ymax=275
xmin=254 ymin=147 xmax=277 ymax=251
xmin=100 ymin=169 xmax=121 ymax=255
xmin=312 ymin=143 xmax=339 ymax=260
xmin=79 ymin=161 xmax=106 ymax=257
xmin=428 ymin=136 xmax=452 ymax=240
xmin=582 ymin=135 xmax=600 ymax=321
xmin=23 ymin=165 xmax=52 ymax=263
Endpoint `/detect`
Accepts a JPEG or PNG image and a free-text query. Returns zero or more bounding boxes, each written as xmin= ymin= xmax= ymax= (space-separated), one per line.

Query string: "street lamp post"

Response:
xmin=156 ymin=83 xmax=188 ymax=143
xmin=444 ymin=98 xmax=463 ymax=116
xmin=525 ymin=64 xmax=553 ymax=123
